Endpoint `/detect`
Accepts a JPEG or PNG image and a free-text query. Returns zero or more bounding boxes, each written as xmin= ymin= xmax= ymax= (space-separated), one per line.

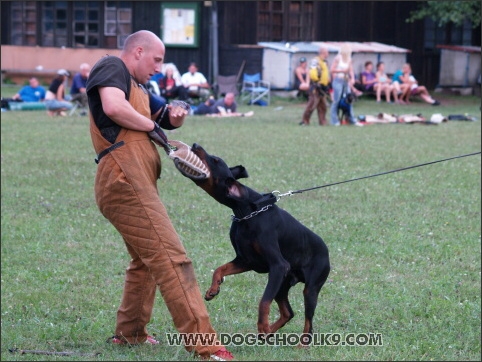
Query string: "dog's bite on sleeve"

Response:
xmin=168 ymin=140 xmax=210 ymax=180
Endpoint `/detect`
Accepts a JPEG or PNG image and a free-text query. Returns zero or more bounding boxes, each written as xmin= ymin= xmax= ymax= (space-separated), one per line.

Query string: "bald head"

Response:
xmin=79 ymin=63 xmax=91 ymax=78
xmin=318 ymin=46 xmax=328 ymax=59
xmin=122 ymin=31 xmax=157 ymax=52
xmin=224 ymin=92 xmax=235 ymax=106
xmin=120 ymin=30 xmax=165 ymax=85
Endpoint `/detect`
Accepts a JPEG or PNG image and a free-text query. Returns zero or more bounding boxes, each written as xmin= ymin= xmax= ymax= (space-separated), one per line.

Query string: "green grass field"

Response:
xmin=1 ymin=87 xmax=481 ymax=361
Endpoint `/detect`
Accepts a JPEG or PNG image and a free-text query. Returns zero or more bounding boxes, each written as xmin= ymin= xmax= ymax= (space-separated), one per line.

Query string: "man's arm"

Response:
xmin=73 ymin=75 xmax=87 ymax=93
xmin=11 ymin=87 xmax=25 ymax=100
xmin=99 ymin=86 xmax=154 ymax=131
xmin=195 ymin=73 xmax=210 ymax=88
xmin=295 ymin=67 xmax=305 ymax=83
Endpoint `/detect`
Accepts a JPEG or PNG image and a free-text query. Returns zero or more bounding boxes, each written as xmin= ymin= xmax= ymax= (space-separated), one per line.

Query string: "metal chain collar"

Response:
xmin=231 ymin=204 xmax=273 ymax=222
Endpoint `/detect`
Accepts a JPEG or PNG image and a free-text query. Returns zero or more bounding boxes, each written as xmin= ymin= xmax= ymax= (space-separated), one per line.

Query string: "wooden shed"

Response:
xmin=259 ymin=41 xmax=410 ymax=90
xmin=436 ymin=45 xmax=481 ymax=88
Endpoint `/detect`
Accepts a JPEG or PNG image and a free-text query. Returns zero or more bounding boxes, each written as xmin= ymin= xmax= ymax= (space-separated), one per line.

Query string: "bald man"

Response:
xmin=70 ymin=62 xmax=91 ymax=107
xmin=300 ymin=46 xmax=330 ymax=126
xmin=86 ymin=30 xmax=233 ymax=361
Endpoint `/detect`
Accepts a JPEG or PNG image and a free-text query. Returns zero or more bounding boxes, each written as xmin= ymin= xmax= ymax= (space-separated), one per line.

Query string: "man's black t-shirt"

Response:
xmin=86 ymin=56 xmax=131 ymax=132
xmin=87 ymin=55 xmax=172 ymax=143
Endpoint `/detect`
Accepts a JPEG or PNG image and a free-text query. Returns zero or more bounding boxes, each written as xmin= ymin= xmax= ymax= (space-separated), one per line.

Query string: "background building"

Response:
xmin=1 ymin=1 xmax=480 ymax=89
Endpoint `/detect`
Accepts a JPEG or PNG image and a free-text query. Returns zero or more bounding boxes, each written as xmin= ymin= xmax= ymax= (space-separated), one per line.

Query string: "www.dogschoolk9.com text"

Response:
xmin=166 ymin=332 xmax=383 ymax=347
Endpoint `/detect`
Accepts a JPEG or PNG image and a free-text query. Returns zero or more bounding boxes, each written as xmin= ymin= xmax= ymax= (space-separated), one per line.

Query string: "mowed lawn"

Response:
xmin=1 ymin=87 xmax=480 ymax=361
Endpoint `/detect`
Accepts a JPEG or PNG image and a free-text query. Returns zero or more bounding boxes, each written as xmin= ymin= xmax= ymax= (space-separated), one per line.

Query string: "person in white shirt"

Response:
xmin=181 ymin=62 xmax=211 ymax=102
xmin=329 ymin=44 xmax=363 ymax=126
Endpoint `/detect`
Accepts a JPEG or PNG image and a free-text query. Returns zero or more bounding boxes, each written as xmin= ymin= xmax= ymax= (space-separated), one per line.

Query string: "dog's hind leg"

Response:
xmin=269 ymin=278 xmax=294 ymax=333
xmin=302 ymin=286 xmax=318 ymax=338
xmin=257 ymin=259 xmax=291 ymax=335
xmin=205 ymin=259 xmax=250 ymax=301
xmin=301 ymin=262 xmax=330 ymax=344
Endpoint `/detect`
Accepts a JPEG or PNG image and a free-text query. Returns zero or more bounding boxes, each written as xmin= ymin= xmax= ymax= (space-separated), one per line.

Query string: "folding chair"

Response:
xmin=240 ymin=73 xmax=270 ymax=106
xmin=68 ymin=99 xmax=88 ymax=116
xmin=215 ymin=75 xmax=239 ymax=98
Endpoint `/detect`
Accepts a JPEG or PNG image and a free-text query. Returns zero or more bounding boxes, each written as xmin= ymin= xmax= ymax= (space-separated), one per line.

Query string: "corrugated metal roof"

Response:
xmin=258 ymin=41 xmax=410 ymax=53
xmin=436 ymin=44 xmax=481 ymax=53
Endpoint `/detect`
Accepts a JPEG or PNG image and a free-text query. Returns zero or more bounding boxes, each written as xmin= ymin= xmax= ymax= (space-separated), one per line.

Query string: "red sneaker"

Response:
xmin=210 ymin=347 xmax=234 ymax=361
xmin=108 ymin=335 xmax=160 ymax=345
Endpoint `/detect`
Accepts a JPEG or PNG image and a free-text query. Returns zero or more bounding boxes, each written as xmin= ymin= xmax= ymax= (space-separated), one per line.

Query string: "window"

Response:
xmin=258 ymin=1 xmax=283 ymax=41
xmin=41 ymin=1 xmax=69 ymax=47
xmin=104 ymin=1 xmax=132 ymax=49
xmin=11 ymin=1 xmax=37 ymax=46
xmin=258 ymin=1 xmax=314 ymax=42
xmin=450 ymin=19 xmax=473 ymax=45
xmin=288 ymin=1 xmax=314 ymax=41
xmin=73 ymin=2 xmax=101 ymax=47
xmin=424 ymin=17 xmax=473 ymax=50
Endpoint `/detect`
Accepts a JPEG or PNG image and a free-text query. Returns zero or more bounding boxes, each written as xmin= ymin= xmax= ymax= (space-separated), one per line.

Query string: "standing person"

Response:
xmin=299 ymin=46 xmax=331 ymax=126
xmin=294 ymin=57 xmax=310 ymax=100
xmin=44 ymin=69 xmax=73 ymax=116
xmin=70 ymin=63 xmax=91 ymax=107
xmin=181 ymin=62 xmax=211 ymax=102
xmin=86 ymin=30 xmax=233 ymax=361
xmin=329 ymin=44 xmax=363 ymax=126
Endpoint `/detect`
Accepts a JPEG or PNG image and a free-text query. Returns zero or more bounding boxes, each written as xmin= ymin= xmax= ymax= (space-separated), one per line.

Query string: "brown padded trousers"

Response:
xmin=89 ymin=80 xmax=223 ymax=357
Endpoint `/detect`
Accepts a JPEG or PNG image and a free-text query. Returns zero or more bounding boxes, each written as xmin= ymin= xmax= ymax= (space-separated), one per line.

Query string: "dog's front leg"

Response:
xmin=205 ymin=260 xmax=250 ymax=301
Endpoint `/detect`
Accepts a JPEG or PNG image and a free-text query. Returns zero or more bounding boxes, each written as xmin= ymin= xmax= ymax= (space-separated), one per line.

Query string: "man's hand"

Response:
xmin=168 ymin=100 xmax=190 ymax=128
xmin=148 ymin=122 xmax=172 ymax=154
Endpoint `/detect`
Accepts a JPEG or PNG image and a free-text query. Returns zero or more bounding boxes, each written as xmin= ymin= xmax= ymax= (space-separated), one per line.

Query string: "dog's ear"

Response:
xmin=230 ymin=165 xmax=249 ymax=180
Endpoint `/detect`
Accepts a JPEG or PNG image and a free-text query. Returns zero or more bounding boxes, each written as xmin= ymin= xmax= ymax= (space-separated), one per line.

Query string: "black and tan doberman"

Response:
xmin=181 ymin=143 xmax=330 ymax=342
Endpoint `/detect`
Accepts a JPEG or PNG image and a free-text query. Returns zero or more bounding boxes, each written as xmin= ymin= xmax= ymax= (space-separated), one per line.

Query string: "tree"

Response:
xmin=406 ymin=1 xmax=481 ymax=28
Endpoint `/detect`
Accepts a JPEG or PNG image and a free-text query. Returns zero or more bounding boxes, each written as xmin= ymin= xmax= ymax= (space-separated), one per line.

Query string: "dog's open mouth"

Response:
xmin=168 ymin=140 xmax=210 ymax=180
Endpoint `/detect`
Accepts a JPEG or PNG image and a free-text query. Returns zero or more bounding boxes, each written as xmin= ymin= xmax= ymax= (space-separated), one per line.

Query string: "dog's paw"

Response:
xmin=204 ymin=288 xmax=220 ymax=301
xmin=256 ymin=332 xmax=274 ymax=343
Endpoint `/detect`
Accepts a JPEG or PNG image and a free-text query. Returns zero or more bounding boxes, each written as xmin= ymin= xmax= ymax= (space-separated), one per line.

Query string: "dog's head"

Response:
xmin=338 ymin=93 xmax=355 ymax=114
xmin=345 ymin=93 xmax=355 ymax=104
xmin=181 ymin=143 xmax=249 ymax=207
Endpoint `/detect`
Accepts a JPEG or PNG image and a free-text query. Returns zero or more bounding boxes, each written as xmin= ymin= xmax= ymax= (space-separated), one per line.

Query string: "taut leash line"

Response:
xmin=273 ymin=151 xmax=481 ymax=200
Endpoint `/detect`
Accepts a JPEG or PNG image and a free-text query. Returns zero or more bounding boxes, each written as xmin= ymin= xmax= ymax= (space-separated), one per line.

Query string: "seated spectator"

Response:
xmin=147 ymin=73 xmax=163 ymax=96
xmin=12 ymin=77 xmax=46 ymax=102
xmin=44 ymin=69 xmax=73 ymax=116
xmin=2 ymin=77 xmax=46 ymax=109
xmin=403 ymin=66 xmax=440 ymax=106
xmin=159 ymin=65 xmax=188 ymax=101
xmin=294 ymin=57 xmax=310 ymax=100
xmin=391 ymin=63 xmax=413 ymax=104
xmin=181 ymin=62 xmax=211 ymax=102
xmin=395 ymin=63 xmax=440 ymax=105
xmin=374 ymin=61 xmax=393 ymax=103
xmin=70 ymin=63 xmax=90 ymax=107
xmin=361 ymin=61 xmax=377 ymax=93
